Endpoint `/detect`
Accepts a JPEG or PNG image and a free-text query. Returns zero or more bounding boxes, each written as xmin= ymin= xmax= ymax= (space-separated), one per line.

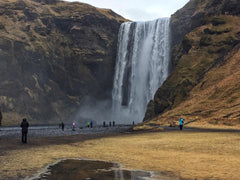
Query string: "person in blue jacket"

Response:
xmin=179 ymin=117 xmax=184 ymax=130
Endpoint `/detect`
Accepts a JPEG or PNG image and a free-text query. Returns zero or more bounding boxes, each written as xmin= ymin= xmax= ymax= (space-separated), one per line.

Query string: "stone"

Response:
xmin=0 ymin=0 xmax=127 ymax=125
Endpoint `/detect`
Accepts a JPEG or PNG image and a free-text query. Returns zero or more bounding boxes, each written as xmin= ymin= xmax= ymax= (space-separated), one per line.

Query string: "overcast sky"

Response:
xmin=65 ymin=0 xmax=190 ymax=21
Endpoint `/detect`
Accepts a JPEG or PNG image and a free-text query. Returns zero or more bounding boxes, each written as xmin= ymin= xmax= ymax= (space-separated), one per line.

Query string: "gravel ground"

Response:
xmin=0 ymin=125 xmax=132 ymax=138
xmin=1 ymin=125 xmax=239 ymax=139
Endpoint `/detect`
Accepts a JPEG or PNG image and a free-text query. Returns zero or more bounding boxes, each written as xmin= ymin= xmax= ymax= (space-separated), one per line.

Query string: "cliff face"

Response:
xmin=144 ymin=0 xmax=240 ymax=126
xmin=171 ymin=0 xmax=240 ymax=47
xmin=0 ymin=0 xmax=126 ymax=125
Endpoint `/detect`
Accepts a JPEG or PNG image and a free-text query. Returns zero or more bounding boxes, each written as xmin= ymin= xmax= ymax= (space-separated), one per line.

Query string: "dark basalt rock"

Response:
xmin=0 ymin=108 xmax=2 ymax=126
xmin=32 ymin=0 xmax=61 ymax=4
xmin=0 ymin=0 xmax=127 ymax=125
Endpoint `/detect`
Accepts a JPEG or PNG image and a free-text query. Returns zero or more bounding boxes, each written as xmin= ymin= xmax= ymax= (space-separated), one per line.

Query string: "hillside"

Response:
xmin=144 ymin=0 xmax=240 ymax=128
xmin=0 ymin=0 xmax=127 ymax=125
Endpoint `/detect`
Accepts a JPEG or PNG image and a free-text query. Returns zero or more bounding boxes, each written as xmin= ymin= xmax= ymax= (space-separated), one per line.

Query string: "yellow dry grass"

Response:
xmin=133 ymin=124 xmax=164 ymax=131
xmin=152 ymin=47 xmax=240 ymax=129
xmin=1 ymin=131 xmax=240 ymax=180
xmin=148 ymin=16 xmax=240 ymax=128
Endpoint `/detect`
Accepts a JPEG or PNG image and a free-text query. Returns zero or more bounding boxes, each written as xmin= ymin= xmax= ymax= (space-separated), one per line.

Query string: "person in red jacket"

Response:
xmin=20 ymin=118 xmax=29 ymax=143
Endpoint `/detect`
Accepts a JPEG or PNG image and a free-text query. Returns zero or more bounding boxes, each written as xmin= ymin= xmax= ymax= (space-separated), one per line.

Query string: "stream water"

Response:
xmin=33 ymin=159 xmax=154 ymax=180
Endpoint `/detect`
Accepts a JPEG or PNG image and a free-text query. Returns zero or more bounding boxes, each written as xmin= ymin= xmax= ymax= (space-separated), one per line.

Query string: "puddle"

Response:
xmin=32 ymin=159 xmax=155 ymax=180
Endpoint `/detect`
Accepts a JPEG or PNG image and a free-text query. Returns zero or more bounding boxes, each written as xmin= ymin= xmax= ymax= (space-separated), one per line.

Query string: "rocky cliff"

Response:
xmin=144 ymin=0 xmax=240 ymax=127
xmin=170 ymin=0 xmax=240 ymax=47
xmin=0 ymin=0 xmax=126 ymax=125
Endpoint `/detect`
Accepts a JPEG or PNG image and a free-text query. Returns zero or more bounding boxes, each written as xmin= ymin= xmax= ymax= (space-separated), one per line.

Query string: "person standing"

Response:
xmin=61 ymin=122 xmax=65 ymax=131
xmin=72 ymin=122 xmax=76 ymax=131
xmin=20 ymin=118 xmax=29 ymax=143
xmin=0 ymin=107 xmax=2 ymax=127
xmin=90 ymin=121 xmax=93 ymax=128
xmin=179 ymin=117 xmax=184 ymax=130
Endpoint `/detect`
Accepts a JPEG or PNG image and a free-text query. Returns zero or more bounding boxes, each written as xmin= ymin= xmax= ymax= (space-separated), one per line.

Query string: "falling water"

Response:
xmin=112 ymin=18 xmax=170 ymax=124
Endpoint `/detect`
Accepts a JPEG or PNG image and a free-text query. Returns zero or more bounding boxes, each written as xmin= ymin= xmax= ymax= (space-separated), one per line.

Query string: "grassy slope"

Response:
xmin=0 ymin=0 xmax=126 ymax=53
xmin=146 ymin=15 xmax=240 ymax=128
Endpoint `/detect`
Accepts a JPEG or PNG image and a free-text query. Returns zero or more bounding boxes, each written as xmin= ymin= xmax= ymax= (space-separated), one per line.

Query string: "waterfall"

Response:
xmin=112 ymin=18 xmax=170 ymax=124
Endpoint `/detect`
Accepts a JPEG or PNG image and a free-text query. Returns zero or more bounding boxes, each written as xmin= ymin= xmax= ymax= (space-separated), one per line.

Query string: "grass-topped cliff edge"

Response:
xmin=144 ymin=0 xmax=240 ymax=128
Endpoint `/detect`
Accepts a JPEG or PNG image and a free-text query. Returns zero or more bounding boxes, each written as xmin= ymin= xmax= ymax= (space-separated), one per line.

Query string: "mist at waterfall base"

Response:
xmin=74 ymin=18 xmax=170 ymax=126
xmin=71 ymin=96 xmax=112 ymax=126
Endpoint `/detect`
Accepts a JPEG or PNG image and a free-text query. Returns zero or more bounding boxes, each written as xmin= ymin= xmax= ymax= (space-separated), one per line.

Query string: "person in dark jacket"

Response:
xmin=61 ymin=122 xmax=65 ymax=131
xmin=0 ymin=108 xmax=2 ymax=127
xmin=20 ymin=118 xmax=29 ymax=143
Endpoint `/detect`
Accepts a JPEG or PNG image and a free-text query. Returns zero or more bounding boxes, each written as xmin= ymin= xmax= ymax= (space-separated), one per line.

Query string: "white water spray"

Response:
xmin=112 ymin=18 xmax=170 ymax=124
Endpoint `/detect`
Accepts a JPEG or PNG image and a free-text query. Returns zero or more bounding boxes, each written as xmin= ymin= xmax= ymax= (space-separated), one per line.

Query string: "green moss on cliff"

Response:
xmin=144 ymin=15 xmax=240 ymax=123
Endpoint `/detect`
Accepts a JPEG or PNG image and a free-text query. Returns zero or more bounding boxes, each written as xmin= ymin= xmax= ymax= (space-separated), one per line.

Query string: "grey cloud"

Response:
xmin=65 ymin=0 xmax=189 ymax=21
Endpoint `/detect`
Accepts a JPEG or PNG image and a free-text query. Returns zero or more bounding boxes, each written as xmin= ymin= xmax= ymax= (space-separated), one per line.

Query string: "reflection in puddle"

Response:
xmin=34 ymin=159 xmax=154 ymax=180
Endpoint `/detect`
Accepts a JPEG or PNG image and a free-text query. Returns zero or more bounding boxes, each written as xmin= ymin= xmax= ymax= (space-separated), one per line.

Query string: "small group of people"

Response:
xmin=87 ymin=121 xmax=93 ymax=128
xmin=19 ymin=116 xmax=185 ymax=144
xmin=109 ymin=121 xmax=115 ymax=127
xmin=102 ymin=121 xmax=115 ymax=127
xmin=59 ymin=122 xmax=76 ymax=131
